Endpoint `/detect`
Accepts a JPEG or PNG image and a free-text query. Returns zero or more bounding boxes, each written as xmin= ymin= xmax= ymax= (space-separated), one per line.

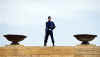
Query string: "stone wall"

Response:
xmin=0 ymin=45 xmax=100 ymax=57
xmin=75 ymin=45 xmax=100 ymax=57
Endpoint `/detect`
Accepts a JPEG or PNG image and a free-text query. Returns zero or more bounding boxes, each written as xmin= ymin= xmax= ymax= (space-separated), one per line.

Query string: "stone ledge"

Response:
xmin=0 ymin=45 xmax=100 ymax=57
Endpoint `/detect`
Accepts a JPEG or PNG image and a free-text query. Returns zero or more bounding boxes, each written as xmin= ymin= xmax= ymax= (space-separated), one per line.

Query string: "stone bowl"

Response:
xmin=4 ymin=34 xmax=26 ymax=45
xmin=74 ymin=34 xmax=97 ymax=45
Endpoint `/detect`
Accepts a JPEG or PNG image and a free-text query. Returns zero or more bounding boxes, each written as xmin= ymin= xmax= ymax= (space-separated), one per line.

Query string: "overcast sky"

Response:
xmin=0 ymin=0 xmax=100 ymax=46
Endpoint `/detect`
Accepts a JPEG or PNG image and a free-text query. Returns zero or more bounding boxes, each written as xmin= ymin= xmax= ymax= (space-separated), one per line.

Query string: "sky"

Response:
xmin=0 ymin=0 xmax=100 ymax=46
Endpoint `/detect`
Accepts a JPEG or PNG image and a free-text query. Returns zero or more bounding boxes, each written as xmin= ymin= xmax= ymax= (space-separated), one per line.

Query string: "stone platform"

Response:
xmin=0 ymin=45 xmax=100 ymax=57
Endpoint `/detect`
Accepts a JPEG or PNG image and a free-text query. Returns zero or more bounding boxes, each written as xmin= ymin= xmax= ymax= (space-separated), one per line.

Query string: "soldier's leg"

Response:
xmin=50 ymin=31 xmax=55 ymax=46
xmin=44 ymin=31 xmax=49 ymax=46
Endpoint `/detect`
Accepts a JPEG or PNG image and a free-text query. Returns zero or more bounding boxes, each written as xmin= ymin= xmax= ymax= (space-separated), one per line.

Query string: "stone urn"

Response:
xmin=4 ymin=34 xmax=26 ymax=45
xmin=74 ymin=34 xmax=97 ymax=45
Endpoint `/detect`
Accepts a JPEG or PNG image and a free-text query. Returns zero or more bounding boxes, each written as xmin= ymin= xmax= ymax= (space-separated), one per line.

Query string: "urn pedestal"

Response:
xmin=74 ymin=34 xmax=97 ymax=45
xmin=4 ymin=34 xmax=26 ymax=45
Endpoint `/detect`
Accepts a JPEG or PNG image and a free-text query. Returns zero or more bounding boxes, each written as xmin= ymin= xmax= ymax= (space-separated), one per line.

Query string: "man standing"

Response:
xmin=44 ymin=16 xmax=56 ymax=46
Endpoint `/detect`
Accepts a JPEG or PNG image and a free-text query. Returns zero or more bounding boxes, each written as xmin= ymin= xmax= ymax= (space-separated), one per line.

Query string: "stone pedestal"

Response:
xmin=75 ymin=45 xmax=100 ymax=57
xmin=0 ymin=45 xmax=100 ymax=57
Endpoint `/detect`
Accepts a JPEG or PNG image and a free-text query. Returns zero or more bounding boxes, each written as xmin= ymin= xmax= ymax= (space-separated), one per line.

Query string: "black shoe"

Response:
xmin=53 ymin=44 xmax=55 ymax=47
xmin=44 ymin=44 xmax=47 ymax=47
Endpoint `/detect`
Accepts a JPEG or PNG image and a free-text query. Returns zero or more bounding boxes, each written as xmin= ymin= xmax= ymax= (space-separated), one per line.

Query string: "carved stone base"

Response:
xmin=75 ymin=45 xmax=100 ymax=57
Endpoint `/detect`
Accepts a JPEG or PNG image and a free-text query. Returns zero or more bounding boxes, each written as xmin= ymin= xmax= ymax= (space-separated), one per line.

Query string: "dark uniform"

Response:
xmin=44 ymin=21 xmax=56 ymax=46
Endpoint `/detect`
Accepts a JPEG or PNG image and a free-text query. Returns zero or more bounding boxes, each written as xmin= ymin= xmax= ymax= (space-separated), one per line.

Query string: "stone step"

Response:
xmin=0 ymin=45 xmax=100 ymax=57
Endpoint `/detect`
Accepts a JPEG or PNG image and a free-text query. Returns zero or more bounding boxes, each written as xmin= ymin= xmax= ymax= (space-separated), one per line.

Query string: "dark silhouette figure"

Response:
xmin=44 ymin=16 xmax=56 ymax=46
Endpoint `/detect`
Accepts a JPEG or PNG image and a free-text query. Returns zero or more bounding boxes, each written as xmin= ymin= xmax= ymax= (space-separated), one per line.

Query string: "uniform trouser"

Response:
xmin=44 ymin=30 xmax=55 ymax=46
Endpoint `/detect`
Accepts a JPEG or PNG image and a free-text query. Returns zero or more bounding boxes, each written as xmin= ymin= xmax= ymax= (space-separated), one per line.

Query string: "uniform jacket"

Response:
xmin=45 ymin=21 xmax=56 ymax=31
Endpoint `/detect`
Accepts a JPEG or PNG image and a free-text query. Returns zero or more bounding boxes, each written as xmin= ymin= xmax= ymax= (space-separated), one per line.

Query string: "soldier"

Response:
xmin=44 ymin=16 xmax=56 ymax=46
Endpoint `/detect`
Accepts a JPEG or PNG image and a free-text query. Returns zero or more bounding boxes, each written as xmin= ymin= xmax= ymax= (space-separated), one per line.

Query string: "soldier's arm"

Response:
xmin=52 ymin=22 xmax=56 ymax=30
xmin=46 ymin=22 xmax=49 ymax=30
